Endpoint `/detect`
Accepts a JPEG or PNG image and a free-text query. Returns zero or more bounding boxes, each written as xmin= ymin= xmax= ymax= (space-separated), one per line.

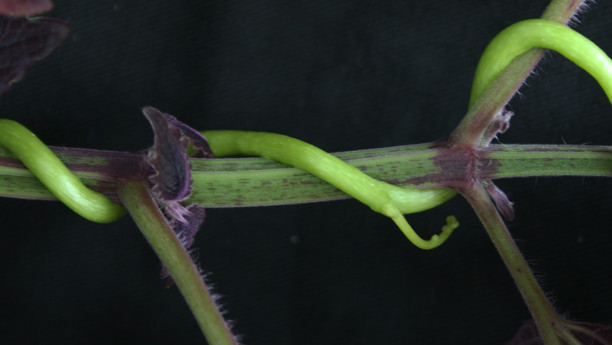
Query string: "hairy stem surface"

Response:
xmin=451 ymin=0 xmax=590 ymax=147
xmin=118 ymin=181 xmax=238 ymax=345
xmin=461 ymin=185 xmax=563 ymax=345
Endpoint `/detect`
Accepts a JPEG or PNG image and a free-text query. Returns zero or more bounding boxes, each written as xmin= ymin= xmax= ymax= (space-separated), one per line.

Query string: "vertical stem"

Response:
xmin=450 ymin=0 xmax=587 ymax=147
xmin=462 ymin=185 xmax=562 ymax=345
xmin=540 ymin=0 xmax=587 ymax=21
xmin=118 ymin=181 xmax=238 ymax=345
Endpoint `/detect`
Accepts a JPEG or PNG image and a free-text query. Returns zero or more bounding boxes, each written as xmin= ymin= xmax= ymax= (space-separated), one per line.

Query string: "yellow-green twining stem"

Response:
xmin=0 ymin=119 xmax=125 ymax=223
xmin=470 ymin=19 xmax=612 ymax=107
xmin=203 ymin=130 xmax=459 ymax=249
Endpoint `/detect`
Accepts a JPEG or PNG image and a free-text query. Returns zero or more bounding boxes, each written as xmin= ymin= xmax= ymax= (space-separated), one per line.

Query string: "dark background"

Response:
xmin=1 ymin=1 xmax=612 ymax=344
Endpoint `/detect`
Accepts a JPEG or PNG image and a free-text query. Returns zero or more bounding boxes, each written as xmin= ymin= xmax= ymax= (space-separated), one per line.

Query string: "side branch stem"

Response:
xmin=449 ymin=0 xmax=588 ymax=147
xmin=118 ymin=181 xmax=238 ymax=345
xmin=461 ymin=184 xmax=563 ymax=345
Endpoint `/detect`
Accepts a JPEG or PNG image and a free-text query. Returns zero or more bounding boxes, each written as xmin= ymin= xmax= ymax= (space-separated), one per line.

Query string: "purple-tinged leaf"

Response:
xmin=143 ymin=105 xmax=215 ymax=205
xmin=143 ymin=106 xmax=211 ymax=284
xmin=0 ymin=0 xmax=52 ymax=16
xmin=168 ymin=116 xmax=213 ymax=158
xmin=143 ymin=106 xmax=193 ymax=203
xmin=0 ymin=15 xmax=69 ymax=95
xmin=143 ymin=105 xmax=214 ymax=226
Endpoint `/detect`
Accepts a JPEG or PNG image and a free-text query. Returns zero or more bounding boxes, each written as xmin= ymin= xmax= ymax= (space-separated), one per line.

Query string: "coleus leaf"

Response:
xmin=143 ymin=106 xmax=212 ymax=285
xmin=143 ymin=106 xmax=193 ymax=204
xmin=0 ymin=0 xmax=53 ymax=16
xmin=0 ymin=15 xmax=69 ymax=95
xmin=143 ymin=106 xmax=213 ymax=218
xmin=143 ymin=106 xmax=213 ymax=203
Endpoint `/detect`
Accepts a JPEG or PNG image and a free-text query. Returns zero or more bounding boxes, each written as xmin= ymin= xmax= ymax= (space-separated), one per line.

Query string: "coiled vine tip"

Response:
xmin=0 ymin=119 xmax=125 ymax=223
xmin=470 ymin=19 xmax=612 ymax=107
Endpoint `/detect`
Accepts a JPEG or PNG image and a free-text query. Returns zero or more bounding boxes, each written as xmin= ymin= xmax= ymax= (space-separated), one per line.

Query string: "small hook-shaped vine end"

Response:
xmin=390 ymin=213 xmax=459 ymax=250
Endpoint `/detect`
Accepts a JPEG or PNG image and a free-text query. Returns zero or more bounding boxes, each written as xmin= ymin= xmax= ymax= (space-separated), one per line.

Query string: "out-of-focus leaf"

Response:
xmin=0 ymin=15 xmax=69 ymax=95
xmin=571 ymin=322 xmax=612 ymax=345
xmin=507 ymin=319 xmax=612 ymax=345
xmin=0 ymin=0 xmax=53 ymax=16
xmin=506 ymin=320 xmax=543 ymax=345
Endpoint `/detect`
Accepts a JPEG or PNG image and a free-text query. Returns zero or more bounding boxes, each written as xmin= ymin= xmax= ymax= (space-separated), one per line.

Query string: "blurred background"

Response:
xmin=1 ymin=1 xmax=611 ymax=344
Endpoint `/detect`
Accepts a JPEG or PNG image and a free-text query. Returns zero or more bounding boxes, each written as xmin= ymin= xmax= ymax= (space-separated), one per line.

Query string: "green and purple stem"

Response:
xmin=451 ymin=0 xmax=592 ymax=148
xmin=118 ymin=180 xmax=239 ymax=345
xmin=448 ymin=0 xmax=612 ymax=343
xmin=2 ymin=125 xmax=612 ymax=343
xmin=2 ymin=143 xmax=610 ymax=206
xmin=1 ymin=0 xmax=612 ymax=342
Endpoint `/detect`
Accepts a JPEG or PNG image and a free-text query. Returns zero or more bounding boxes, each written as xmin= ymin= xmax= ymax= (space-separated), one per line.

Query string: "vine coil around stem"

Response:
xmin=0 ymin=19 xmax=611 ymax=241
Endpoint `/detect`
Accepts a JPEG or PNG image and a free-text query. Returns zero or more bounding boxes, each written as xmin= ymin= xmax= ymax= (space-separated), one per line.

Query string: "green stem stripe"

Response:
xmin=0 ymin=122 xmax=459 ymax=248
xmin=202 ymin=130 xmax=458 ymax=249
xmin=484 ymin=145 xmax=612 ymax=179
xmin=2 ymin=144 xmax=611 ymax=206
xmin=202 ymin=130 xmax=455 ymax=214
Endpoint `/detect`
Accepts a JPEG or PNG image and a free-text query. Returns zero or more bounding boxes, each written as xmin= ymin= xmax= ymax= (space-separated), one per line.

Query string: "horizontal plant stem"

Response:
xmin=484 ymin=144 xmax=612 ymax=179
xmin=1 ymin=144 xmax=611 ymax=207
